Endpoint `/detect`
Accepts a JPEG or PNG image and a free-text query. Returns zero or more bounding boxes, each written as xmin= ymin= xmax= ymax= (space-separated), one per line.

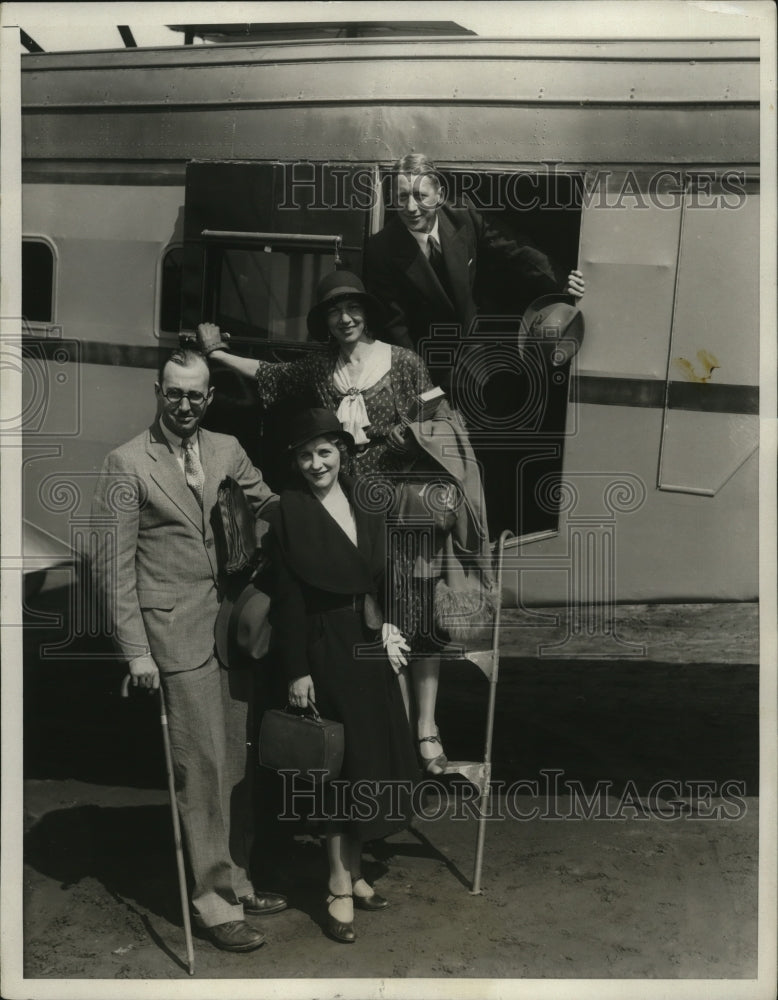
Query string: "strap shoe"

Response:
xmin=418 ymin=730 xmax=447 ymax=775
xmin=353 ymin=876 xmax=388 ymax=911
xmin=325 ymin=893 xmax=356 ymax=943
xmin=354 ymin=890 xmax=388 ymax=911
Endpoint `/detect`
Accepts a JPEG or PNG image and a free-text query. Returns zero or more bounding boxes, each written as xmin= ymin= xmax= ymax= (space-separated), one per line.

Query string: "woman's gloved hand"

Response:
xmin=196 ymin=322 xmax=232 ymax=356
xmin=382 ymin=623 xmax=410 ymax=673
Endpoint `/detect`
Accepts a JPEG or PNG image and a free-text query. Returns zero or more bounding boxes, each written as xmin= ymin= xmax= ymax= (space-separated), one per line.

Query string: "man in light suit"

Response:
xmin=91 ymin=348 xmax=286 ymax=953
xmin=364 ymin=152 xmax=585 ymax=388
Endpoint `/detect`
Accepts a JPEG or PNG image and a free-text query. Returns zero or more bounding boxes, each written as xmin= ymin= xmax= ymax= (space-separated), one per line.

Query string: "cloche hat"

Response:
xmin=286 ymin=407 xmax=356 ymax=453
xmin=306 ymin=270 xmax=386 ymax=342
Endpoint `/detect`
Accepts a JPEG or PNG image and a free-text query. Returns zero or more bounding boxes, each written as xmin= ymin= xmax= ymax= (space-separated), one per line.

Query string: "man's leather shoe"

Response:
xmin=240 ymin=890 xmax=288 ymax=916
xmin=206 ymin=920 xmax=265 ymax=953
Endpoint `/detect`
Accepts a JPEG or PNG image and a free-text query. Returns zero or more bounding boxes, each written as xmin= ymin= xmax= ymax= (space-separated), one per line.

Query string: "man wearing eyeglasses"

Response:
xmin=364 ymin=152 xmax=585 ymax=387
xmin=91 ymin=348 xmax=286 ymax=953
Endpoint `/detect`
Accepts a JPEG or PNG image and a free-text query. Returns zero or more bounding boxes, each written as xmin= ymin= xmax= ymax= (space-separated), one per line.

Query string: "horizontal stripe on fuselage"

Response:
xmin=22 ymin=336 xmax=759 ymax=414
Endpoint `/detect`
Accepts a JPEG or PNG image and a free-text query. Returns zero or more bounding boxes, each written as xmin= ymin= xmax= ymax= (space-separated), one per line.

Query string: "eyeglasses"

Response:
xmin=326 ymin=300 xmax=365 ymax=320
xmin=161 ymin=388 xmax=209 ymax=405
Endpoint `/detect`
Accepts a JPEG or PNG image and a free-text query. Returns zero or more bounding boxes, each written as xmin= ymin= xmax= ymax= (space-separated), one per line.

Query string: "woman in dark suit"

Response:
xmin=269 ymin=408 xmax=419 ymax=944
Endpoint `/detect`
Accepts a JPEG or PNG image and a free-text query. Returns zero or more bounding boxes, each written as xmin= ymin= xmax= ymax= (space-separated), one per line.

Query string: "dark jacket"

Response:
xmin=364 ymin=199 xmax=560 ymax=355
xmin=270 ymin=479 xmax=386 ymax=682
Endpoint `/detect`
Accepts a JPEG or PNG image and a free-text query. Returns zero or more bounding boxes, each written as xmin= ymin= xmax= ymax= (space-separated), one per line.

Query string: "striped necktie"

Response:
xmin=183 ymin=437 xmax=205 ymax=508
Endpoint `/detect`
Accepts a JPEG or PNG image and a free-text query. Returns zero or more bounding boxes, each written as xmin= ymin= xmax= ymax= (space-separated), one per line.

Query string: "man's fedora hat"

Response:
xmin=520 ymin=293 xmax=585 ymax=367
xmin=215 ymin=576 xmax=272 ymax=668
xmin=306 ymin=270 xmax=386 ymax=341
xmin=286 ymin=407 xmax=356 ymax=453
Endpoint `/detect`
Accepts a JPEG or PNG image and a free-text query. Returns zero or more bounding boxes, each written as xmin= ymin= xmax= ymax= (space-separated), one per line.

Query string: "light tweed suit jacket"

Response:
xmin=91 ymin=421 xmax=277 ymax=673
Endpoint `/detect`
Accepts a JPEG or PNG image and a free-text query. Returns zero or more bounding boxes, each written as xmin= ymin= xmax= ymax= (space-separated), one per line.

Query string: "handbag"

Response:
xmin=391 ymin=474 xmax=461 ymax=535
xmin=213 ymin=476 xmax=260 ymax=576
xmin=258 ymin=699 xmax=344 ymax=784
xmin=434 ymin=573 xmax=498 ymax=650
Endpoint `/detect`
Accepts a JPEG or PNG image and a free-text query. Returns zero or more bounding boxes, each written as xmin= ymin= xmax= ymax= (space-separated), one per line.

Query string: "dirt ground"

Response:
xmin=13 ymin=601 xmax=762 ymax=991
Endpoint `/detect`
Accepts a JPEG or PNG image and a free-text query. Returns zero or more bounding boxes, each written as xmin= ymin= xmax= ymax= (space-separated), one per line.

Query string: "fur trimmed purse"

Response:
xmin=434 ymin=560 xmax=498 ymax=650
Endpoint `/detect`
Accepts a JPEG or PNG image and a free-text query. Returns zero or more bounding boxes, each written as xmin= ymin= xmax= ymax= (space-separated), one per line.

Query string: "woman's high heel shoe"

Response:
xmin=418 ymin=730 xmax=447 ymax=775
xmin=325 ymin=893 xmax=356 ymax=943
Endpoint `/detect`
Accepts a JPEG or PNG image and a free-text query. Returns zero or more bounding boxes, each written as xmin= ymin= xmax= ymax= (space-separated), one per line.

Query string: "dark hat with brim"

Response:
xmin=306 ymin=270 xmax=386 ymax=342
xmin=520 ymin=293 xmax=585 ymax=367
xmin=215 ymin=576 xmax=272 ymax=668
xmin=286 ymin=407 xmax=356 ymax=453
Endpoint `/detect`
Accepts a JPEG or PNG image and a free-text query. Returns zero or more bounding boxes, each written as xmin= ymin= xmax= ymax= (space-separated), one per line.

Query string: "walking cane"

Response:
xmin=122 ymin=675 xmax=195 ymax=975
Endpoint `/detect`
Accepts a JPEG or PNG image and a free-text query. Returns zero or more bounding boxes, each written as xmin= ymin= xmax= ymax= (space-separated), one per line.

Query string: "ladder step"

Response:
xmin=440 ymin=646 xmax=493 ymax=657
xmin=441 ymin=761 xmax=490 ymax=784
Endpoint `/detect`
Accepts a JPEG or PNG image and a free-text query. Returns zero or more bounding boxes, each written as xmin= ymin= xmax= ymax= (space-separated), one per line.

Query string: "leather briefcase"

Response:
xmin=258 ymin=701 xmax=344 ymax=784
xmin=213 ymin=475 xmax=260 ymax=576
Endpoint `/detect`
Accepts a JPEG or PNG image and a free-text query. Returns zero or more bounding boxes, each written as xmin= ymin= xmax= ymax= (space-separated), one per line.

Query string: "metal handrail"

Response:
xmin=201 ymin=229 xmax=342 ymax=250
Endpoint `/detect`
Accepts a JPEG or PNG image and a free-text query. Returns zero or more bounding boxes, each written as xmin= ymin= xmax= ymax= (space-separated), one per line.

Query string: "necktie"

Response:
xmin=427 ymin=236 xmax=452 ymax=299
xmin=183 ymin=438 xmax=205 ymax=509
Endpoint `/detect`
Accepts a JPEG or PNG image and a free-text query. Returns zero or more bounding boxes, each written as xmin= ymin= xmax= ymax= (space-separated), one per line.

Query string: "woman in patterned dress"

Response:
xmin=197 ymin=271 xmax=450 ymax=775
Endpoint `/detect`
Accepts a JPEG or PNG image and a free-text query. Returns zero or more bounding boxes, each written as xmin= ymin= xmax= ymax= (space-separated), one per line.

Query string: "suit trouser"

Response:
xmin=161 ymin=654 xmax=254 ymax=927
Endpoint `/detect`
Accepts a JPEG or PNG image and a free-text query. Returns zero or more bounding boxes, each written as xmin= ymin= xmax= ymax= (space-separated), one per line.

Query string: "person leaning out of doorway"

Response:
xmin=364 ymin=152 xmax=585 ymax=388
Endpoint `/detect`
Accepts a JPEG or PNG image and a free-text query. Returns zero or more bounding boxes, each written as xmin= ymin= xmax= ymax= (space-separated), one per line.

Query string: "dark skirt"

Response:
xmin=307 ymin=606 xmax=420 ymax=842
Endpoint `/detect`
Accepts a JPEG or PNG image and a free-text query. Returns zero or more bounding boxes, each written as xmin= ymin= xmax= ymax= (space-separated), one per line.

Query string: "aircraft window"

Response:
xmin=159 ymin=245 xmax=184 ymax=334
xmin=22 ymin=238 xmax=55 ymax=325
xmin=206 ymin=246 xmax=332 ymax=342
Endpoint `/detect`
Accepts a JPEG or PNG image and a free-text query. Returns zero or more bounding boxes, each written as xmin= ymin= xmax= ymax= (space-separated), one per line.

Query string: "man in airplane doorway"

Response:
xmin=364 ymin=152 xmax=585 ymax=388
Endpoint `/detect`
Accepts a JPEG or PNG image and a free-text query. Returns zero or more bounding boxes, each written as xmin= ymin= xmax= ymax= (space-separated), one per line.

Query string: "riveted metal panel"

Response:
xmin=22 ymin=104 xmax=759 ymax=166
xmin=19 ymin=36 xmax=760 ymax=73
xmin=578 ymin=202 xmax=682 ymax=379
xmin=670 ymin=190 xmax=759 ymax=388
xmin=521 ymin=403 xmax=758 ymax=601
xmin=658 ymin=186 xmax=759 ymax=494
xmin=658 ymin=410 xmax=758 ymax=494
xmin=21 ymin=35 xmax=759 ymax=169
xmin=21 ymin=55 xmax=758 ymax=109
